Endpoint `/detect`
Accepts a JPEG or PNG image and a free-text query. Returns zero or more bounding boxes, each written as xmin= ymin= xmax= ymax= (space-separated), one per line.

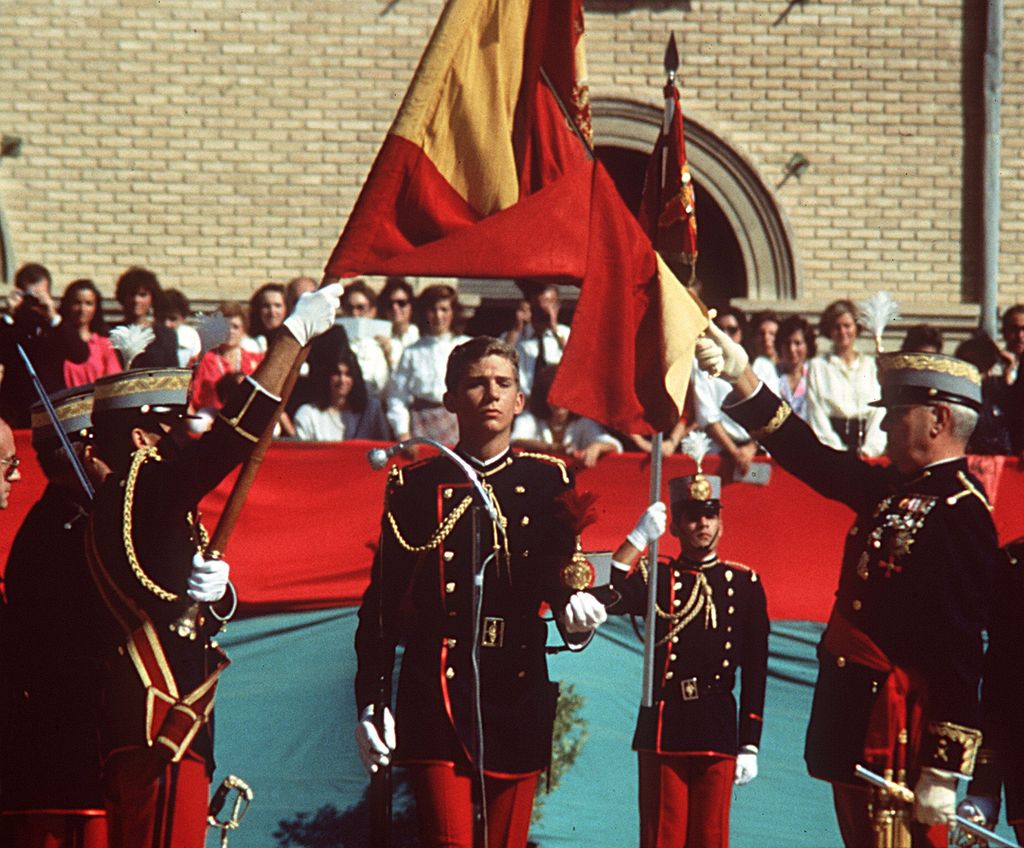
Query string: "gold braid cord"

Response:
xmin=122 ymin=446 xmax=179 ymax=603
xmin=387 ymin=492 xmax=473 ymax=553
xmin=638 ymin=557 xmax=718 ymax=647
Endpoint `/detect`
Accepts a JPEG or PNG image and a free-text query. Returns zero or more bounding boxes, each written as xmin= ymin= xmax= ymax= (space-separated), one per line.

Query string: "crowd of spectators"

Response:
xmin=1 ymin=261 xmax=1022 ymax=464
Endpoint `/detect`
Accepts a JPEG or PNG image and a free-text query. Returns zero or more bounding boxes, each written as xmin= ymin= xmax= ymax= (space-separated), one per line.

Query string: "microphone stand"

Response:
xmin=369 ymin=437 xmax=506 ymax=848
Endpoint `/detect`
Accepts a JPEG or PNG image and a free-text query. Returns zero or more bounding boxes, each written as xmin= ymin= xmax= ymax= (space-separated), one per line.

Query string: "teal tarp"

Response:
xmin=209 ymin=611 xmax=1013 ymax=847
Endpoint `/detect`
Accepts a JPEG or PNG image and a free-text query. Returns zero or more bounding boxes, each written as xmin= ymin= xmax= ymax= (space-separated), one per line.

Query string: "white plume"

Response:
xmin=196 ymin=311 xmax=231 ymax=354
xmin=108 ymin=324 xmax=155 ymax=367
xmin=856 ymin=291 xmax=900 ymax=353
xmin=680 ymin=430 xmax=712 ymax=473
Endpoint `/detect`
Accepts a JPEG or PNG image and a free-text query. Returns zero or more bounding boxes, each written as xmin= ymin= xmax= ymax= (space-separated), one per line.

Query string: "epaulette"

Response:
xmin=387 ymin=464 xmax=404 ymax=489
xmin=723 ymin=560 xmax=759 ymax=582
xmin=946 ymin=471 xmax=993 ymax=512
xmin=514 ymin=450 xmax=570 ymax=485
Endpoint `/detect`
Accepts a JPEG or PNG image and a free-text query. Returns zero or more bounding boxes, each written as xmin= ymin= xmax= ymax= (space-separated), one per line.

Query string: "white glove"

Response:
xmin=627 ymin=502 xmax=667 ymax=551
xmin=734 ymin=746 xmax=758 ymax=785
xmin=561 ymin=591 xmax=608 ymax=634
xmin=186 ymin=553 xmax=230 ymax=602
xmin=957 ymin=794 xmax=1000 ymax=829
xmin=913 ymin=769 xmax=958 ymax=826
xmin=355 ymin=704 xmax=396 ymax=776
xmin=695 ymin=316 xmax=749 ymax=384
xmin=283 ymin=282 xmax=343 ymax=346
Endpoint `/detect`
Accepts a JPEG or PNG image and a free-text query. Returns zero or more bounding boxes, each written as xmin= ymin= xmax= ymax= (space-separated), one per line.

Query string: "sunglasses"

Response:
xmin=387 ymin=299 xmax=411 ymax=308
xmin=0 ymin=456 xmax=20 ymax=481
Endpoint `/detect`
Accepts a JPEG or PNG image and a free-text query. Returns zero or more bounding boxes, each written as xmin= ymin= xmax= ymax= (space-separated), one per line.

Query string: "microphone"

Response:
xmin=367 ymin=440 xmax=418 ymax=471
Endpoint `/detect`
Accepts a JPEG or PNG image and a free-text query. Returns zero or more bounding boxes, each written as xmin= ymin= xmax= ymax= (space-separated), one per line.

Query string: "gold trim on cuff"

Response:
xmin=927 ymin=720 xmax=982 ymax=776
xmin=750 ymin=401 xmax=792 ymax=441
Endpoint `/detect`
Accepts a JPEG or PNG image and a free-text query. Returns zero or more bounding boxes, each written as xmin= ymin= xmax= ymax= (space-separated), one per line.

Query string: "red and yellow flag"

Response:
xmin=639 ymin=75 xmax=698 ymax=270
xmin=325 ymin=0 xmax=705 ymax=434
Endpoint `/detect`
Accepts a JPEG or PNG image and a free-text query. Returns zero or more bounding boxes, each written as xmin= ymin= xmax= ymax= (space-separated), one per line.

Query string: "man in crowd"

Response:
xmin=605 ymin=460 xmax=769 ymax=848
xmin=84 ymin=284 xmax=340 ymax=847
xmin=354 ymin=336 xmax=605 ymax=847
xmin=695 ymin=321 xmax=1001 ymax=846
xmin=513 ymin=282 xmax=570 ymax=404
xmin=1 ymin=386 xmax=110 ymax=847
xmin=0 ymin=263 xmax=62 ymax=427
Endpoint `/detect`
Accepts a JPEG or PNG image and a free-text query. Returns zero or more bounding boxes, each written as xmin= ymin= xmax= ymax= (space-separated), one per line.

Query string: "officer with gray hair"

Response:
xmin=695 ymin=324 xmax=1002 ymax=848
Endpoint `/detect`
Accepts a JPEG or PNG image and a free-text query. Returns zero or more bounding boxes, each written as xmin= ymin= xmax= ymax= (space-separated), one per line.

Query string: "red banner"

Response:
xmin=3 ymin=432 xmax=1023 ymax=622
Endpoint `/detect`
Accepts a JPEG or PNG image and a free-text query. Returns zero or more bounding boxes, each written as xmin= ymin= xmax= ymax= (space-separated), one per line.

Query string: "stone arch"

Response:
xmin=592 ymin=97 xmax=799 ymax=303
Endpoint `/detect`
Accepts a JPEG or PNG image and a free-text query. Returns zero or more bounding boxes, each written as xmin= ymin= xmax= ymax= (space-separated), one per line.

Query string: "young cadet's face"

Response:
xmin=445 ymin=355 xmax=524 ymax=442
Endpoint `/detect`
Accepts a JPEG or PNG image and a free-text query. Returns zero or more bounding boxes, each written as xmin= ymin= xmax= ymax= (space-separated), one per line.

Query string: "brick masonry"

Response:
xmin=0 ymin=1 xmax=1021 ymax=324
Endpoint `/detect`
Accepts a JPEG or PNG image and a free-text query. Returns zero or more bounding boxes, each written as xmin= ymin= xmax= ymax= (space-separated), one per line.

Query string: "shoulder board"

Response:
xmin=386 ymin=464 xmax=405 ymax=488
xmin=723 ymin=561 xmax=759 ymax=582
xmin=945 ymin=471 xmax=993 ymax=512
xmin=514 ymin=450 xmax=570 ymax=485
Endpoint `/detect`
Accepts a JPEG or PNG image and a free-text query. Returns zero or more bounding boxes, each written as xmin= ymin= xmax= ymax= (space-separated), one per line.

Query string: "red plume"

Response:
xmin=556 ymin=489 xmax=600 ymax=535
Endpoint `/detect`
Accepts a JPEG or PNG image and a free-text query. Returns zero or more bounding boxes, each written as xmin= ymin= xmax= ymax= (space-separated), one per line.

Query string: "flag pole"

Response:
xmin=641 ymin=433 xmax=663 ymax=707
xmin=640 ymin=35 xmax=681 ymax=708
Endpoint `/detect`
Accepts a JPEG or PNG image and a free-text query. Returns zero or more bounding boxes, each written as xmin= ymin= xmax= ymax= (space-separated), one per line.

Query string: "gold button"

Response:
xmin=725 ymin=570 xmax=733 ymax=582
xmin=444 ymin=488 xmax=453 ymax=499
xmin=852 ymin=599 xmax=862 ymax=611
xmin=446 ymin=667 xmax=455 ymax=679
xmin=521 ymin=516 xmax=530 ymax=526
xmin=715 ymin=673 xmax=721 ymax=680
xmin=728 ymin=606 xmax=735 ymax=615
xmin=673 ymin=582 xmax=682 ymax=590
xmin=674 ymin=598 xmax=682 ymax=608
xmin=669 ymin=653 xmax=677 ymax=661
xmin=672 ymin=636 xmax=679 ymax=644
xmin=727 ymin=587 xmax=734 ymax=597
xmin=726 ymin=626 xmax=733 ymax=633
xmin=849 ymin=525 xmax=858 ymax=536
xmin=725 ymin=641 xmax=732 ymax=650
xmin=872 ymin=540 xmax=881 ymax=549
xmin=515 ymin=485 xmax=525 ymax=493
xmin=445 ymin=638 xmax=457 ymax=648
xmin=665 ymin=671 xmax=674 ymax=680
xmin=517 ymin=670 xmax=526 ymax=679
xmin=722 ymin=659 xmax=730 ymax=668
xmin=750 ymin=572 xmax=758 ymax=583
xmin=117 ymin=646 xmax=125 ymax=656
xmin=837 ymin=656 xmax=847 ymax=668
xmin=446 ymin=581 xmax=456 ymax=593
xmin=448 ymin=610 xmax=457 ymax=617
xmin=443 ymin=551 xmax=454 ymax=561
xmin=522 ymin=549 xmax=530 ymax=557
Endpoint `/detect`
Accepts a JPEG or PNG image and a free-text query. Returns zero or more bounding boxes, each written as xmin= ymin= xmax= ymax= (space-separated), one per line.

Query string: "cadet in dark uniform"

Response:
xmin=84 ymin=285 xmax=340 ymax=848
xmin=696 ymin=324 xmax=1001 ymax=847
xmin=961 ymin=536 xmax=1024 ymax=843
xmin=605 ymin=464 xmax=769 ymax=848
xmin=0 ymin=385 xmax=110 ymax=848
xmin=354 ymin=336 xmax=606 ymax=848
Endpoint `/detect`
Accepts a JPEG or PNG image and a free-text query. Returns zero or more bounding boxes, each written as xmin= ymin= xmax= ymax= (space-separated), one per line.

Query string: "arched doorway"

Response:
xmin=592 ymin=98 xmax=798 ymax=309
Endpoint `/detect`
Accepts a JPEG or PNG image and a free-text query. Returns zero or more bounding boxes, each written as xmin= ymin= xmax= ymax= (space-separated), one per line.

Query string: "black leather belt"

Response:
xmin=829 ymin=416 xmax=867 ymax=453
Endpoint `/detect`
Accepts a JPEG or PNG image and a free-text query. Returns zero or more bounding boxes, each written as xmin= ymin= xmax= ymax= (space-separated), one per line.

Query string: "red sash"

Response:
xmin=85 ymin=516 xmax=229 ymax=763
xmin=822 ymin=612 xmax=927 ymax=775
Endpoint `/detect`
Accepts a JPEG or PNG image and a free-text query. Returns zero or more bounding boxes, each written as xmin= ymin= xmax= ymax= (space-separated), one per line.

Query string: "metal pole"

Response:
xmin=980 ymin=0 xmax=1003 ymax=338
xmin=641 ymin=433 xmax=663 ymax=707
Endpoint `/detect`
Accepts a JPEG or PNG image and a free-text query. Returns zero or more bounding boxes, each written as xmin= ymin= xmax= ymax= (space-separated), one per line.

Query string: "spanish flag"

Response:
xmin=325 ymin=0 xmax=706 ymax=434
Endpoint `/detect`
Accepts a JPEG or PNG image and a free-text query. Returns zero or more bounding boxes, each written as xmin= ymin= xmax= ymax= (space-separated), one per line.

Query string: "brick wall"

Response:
xmin=0 ymin=1 xmax=1021 ymax=320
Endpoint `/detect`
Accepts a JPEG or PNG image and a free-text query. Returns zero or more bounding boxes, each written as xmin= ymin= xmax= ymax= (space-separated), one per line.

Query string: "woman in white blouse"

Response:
xmin=806 ymin=299 xmax=885 ymax=457
xmin=386 ymin=284 xmax=470 ymax=445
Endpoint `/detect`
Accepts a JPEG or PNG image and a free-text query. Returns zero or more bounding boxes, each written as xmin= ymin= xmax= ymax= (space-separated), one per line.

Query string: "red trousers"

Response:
xmin=832 ymin=783 xmax=948 ymax=848
xmin=1 ymin=811 xmax=107 ymax=848
xmin=102 ymin=748 xmax=209 ymax=848
xmin=407 ymin=763 xmax=539 ymax=848
xmin=637 ymin=752 xmax=734 ymax=848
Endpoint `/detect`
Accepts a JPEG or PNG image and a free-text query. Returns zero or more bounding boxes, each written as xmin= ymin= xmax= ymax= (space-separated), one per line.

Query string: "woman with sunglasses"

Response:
xmin=375 ymin=276 xmax=420 ymax=371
